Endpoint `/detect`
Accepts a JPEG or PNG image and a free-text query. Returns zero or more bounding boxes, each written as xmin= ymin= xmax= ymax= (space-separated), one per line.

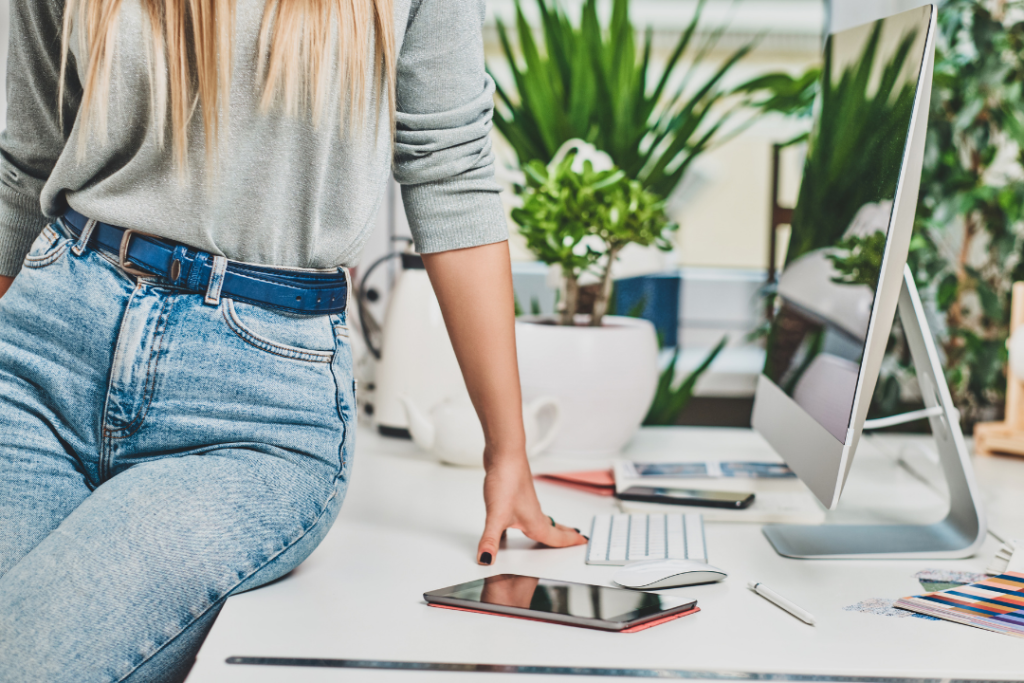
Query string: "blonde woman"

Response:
xmin=0 ymin=1 xmax=587 ymax=680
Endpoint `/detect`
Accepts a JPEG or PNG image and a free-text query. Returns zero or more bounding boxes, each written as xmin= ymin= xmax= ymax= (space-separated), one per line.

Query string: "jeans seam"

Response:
xmin=112 ymin=484 xmax=341 ymax=683
xmin=329 ymin=325 xmax=351 ymax=478
xmin=103 ymin=294 xmax=172 ymax=441
xmin=98 ymin=285 xmax=143 ymax=480
xmin=222 ymin=299 xmax=335 ymax=363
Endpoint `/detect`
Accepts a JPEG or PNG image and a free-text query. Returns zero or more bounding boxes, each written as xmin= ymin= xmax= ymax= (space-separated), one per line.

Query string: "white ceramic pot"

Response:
xmin=516 ymin=315 xmax=659 ymax=456
xmin=399 ymin=393 xmax=562 ymax=467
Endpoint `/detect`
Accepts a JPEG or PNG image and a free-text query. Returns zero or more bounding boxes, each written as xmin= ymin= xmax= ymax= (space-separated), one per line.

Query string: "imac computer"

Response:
xmin=751 ymin=4 xmax=987 ymax=559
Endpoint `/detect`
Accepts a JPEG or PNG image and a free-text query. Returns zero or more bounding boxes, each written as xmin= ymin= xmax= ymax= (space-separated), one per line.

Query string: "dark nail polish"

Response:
xmin=573 ymin=527 xmax=581 ymax=533
xmin=582 ymin=535 xmax=589 ymax=541
xmin=479 ymin=551 xmax=492 ymax=565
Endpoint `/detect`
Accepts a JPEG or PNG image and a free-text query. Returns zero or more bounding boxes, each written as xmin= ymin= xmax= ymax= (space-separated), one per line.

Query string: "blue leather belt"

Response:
xmin=61 ymin=210 xmax=348 ymax=315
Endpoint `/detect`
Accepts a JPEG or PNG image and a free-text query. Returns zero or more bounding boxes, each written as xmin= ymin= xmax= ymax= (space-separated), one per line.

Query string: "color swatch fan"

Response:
xmin=895 ymin=572 xmax=1024 ymax=638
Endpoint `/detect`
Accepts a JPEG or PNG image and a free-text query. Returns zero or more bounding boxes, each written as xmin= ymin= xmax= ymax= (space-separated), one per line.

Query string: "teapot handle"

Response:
xmin=526 ymin=396 xmax=561 ymax=457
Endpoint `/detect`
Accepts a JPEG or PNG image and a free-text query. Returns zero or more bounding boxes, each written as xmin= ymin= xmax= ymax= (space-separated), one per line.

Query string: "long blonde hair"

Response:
xmin=59 ymin=0 xmax=396 ymax=167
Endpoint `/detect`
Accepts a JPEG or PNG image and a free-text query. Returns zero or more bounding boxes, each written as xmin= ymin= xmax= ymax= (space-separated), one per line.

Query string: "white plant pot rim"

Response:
xmin=517 ymin=314 xmax=654 ymax=329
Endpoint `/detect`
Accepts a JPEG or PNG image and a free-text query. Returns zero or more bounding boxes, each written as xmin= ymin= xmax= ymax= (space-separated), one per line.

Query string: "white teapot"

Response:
xmin=399 ymin=394 xmax=561 ymax=467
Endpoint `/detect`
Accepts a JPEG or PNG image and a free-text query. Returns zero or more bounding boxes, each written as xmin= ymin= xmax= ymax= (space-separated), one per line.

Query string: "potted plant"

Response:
xmin=514 ymin=150 xmax=678 ymax=327
xmin=492 ymin=0 xmax=757 ymax=453
xmin=512 ymin=149 xmax=677 ymax=454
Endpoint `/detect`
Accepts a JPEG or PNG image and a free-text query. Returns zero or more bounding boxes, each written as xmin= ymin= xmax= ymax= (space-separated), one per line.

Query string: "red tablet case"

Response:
xmin=429 ymin=602 xmax=699 ymax=632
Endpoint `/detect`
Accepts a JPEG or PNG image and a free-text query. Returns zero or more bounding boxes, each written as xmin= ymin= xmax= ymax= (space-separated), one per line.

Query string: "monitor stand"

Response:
xmin=763 ymin=266 xmax=987 ymax=559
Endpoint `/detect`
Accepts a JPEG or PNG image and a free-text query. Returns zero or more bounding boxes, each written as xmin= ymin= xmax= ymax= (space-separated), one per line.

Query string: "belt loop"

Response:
xmin=71 ymin=219 xmax=98 ymax=257
xmin=341 ymin=266 xmax=351 ymax=316
xmin=204 ymin=256 xmax=228 ymax=306
xmin=188 ymin=252 xmax=210 ymax=290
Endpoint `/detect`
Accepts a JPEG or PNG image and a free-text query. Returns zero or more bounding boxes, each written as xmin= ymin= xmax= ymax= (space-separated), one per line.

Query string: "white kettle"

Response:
xmin=361 ymin=252 xmax=467 ymax=436
xmin=400 ymin=394 xmax=562 ymax=467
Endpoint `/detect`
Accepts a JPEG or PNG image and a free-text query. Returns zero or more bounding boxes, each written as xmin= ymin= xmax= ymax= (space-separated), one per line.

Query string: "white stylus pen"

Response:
xmin=748 ymin=581 xmax=816 ymax=625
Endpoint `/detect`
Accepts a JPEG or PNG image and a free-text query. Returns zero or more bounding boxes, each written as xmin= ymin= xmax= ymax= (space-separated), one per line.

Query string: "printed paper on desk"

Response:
xmin=624 ymin=461 xmax=795 ymax=478
xmin=614 ymin=459 xmax=806 ymax=495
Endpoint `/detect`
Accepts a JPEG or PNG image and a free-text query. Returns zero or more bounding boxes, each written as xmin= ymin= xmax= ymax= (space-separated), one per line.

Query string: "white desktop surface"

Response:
xmin=187 ymin=426 xmax=1024 ymax=682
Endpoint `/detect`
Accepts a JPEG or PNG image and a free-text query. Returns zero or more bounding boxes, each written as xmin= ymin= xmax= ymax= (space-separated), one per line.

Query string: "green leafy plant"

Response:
xmin=907 ymin=0 xmax=1024 ymax=421
xmin=491 ymin=0 xmax=755 ymax=196
xmin=734 ymin=69 xmax=821 ymax=122
xmin=827 ymin=231 xmax=887 ymax=288
xmin=644 ymin=336 xmax=727 ymax=425
xmin=512 ymin=152 xmax=677 ymax=326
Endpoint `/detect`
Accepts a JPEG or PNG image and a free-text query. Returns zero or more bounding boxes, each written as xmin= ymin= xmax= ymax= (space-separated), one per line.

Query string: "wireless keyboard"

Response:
xmin=586 ymin=513 xmax=707 ymax=566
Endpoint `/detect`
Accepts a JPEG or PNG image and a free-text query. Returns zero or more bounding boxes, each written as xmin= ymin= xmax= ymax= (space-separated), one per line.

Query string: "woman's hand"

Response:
xmin=477 ymin=449 xmax=587 ymax=565
xmin=0 ymin=276 xmax=13 ymax=300
xmin=421 ymin=241 xmax=587 ymax=566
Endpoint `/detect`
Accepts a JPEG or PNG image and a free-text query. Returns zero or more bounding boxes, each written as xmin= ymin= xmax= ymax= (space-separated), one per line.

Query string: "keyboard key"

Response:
xmin=608 ymin=514 xmax=629 ymax=562
xmin=685 ymin=514 xmax=706 ymax=562
xmin=628 ymin=515 xmax=648 ymax=559
xmin=647 ymin=514 xmax=666 ymax=557
xmin=588 ymin=515 xmax=612 ymax=563
xmin=667 ymin=514 xmax=686 ymax=559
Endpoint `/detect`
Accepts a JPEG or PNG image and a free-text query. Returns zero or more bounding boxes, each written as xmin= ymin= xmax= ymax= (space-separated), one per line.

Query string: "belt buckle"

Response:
xmin=118 ymin=229 xmax=161 ymax=277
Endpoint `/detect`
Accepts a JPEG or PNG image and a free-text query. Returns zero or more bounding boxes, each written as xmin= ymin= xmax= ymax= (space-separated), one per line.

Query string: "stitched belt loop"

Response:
xmin=188 ymin=252 xmax=210 ymax=290
xmin=71 ymin=219 xmax=98 ymax=256
xmin=204 ymin=256 xmax=228 ymax=306
xmin=341 ymin=266 xmax=351 ymax=319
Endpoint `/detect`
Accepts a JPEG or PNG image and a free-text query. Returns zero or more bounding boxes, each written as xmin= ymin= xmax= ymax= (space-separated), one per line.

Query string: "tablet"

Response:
xmin=424 ymin=574 xmax=697 ymax=631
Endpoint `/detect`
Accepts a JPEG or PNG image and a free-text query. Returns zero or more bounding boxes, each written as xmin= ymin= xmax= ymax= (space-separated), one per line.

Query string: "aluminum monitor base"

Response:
xmin=763 ymin=267 xmax=987 ymax=559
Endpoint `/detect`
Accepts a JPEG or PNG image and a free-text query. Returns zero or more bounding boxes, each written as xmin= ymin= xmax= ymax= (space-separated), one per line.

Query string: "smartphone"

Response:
xmin=424 ymin=574 xmax=696 ymax=631
xmin=617 ymin=485 xmax=755 ymax=509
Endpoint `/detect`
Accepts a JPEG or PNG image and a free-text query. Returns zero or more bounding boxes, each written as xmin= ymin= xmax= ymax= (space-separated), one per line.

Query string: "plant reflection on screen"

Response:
xmin=827 ymin=231 xmax=888 ymax=288
xmin=761 ymin=8 xmax=928 ymax=443
xmin=785 ymin=22 xmax=918 ymax=266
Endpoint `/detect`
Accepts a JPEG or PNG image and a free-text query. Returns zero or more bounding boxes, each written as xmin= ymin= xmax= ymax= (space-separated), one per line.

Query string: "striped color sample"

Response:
xmin=895 ymin=571 xmax=1024 ymax=638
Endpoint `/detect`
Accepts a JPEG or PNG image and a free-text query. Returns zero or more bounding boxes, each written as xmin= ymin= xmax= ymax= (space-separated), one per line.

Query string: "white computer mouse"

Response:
xmin=612 ymin=559 xmax=728 ymax=589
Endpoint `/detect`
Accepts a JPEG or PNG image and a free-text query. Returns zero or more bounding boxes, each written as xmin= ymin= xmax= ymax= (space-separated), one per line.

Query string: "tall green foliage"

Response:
xmin=908 ymin=0 xmax=1024 ymax=421
xmin=644 ymin=336 xmax=727 ymax=425
xmin=490 ymin=0 xmax=754 ymax=197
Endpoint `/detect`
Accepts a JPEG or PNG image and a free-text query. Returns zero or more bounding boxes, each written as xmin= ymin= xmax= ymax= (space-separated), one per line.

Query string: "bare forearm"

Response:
xmin=0 ymin=276 xmax=13 ymax=300
xmin=421 ymin=241 xmax=525 ymax=457
xmin=422 ymin=241 xmax=587 ymax=562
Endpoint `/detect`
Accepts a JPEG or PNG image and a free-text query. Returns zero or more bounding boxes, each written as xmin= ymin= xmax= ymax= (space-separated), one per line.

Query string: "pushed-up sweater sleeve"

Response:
xmin=393 ymin=0 xmax=508 ymax=254
xmin=0 ymin=0 xmax=79 ymax=277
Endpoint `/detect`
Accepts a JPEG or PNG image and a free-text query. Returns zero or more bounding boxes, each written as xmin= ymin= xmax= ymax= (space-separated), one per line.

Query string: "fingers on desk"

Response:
xmin=476 ymin=520 xmax=586 ymax=565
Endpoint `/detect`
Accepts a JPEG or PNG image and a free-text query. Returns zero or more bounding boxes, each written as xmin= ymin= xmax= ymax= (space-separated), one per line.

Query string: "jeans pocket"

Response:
xmin=221 ymin=298 xmax=335 ymax=363
xmin=22 ymin=225 xmax=71 ymax=269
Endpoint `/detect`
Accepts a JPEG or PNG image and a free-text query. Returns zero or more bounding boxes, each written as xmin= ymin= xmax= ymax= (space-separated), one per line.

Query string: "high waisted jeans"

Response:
xmin=0 ymin=221 xmax=355 ymax=682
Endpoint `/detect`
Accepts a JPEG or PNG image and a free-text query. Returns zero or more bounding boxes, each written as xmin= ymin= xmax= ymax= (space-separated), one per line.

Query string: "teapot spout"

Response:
xmin=400 ymin=395 xmax=435 ymax=451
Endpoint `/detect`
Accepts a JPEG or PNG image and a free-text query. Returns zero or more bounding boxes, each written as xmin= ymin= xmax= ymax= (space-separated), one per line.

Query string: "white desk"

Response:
xmin=186 ymin=426 xmax=1024 ymax=682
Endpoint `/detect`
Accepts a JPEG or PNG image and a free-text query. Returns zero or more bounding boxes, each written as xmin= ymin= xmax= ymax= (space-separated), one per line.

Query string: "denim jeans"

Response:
xmin=0 ymin=221 xmax=355 ymax=682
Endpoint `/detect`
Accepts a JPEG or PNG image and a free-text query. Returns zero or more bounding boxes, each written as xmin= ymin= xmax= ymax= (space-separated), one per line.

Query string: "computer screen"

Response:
xmin=762 ymin=8 xmax=930 ymax=443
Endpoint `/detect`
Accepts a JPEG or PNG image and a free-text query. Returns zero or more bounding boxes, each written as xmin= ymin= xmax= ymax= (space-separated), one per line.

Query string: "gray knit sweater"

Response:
xmin=0 ymin=0 xmax=508 ymax=277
